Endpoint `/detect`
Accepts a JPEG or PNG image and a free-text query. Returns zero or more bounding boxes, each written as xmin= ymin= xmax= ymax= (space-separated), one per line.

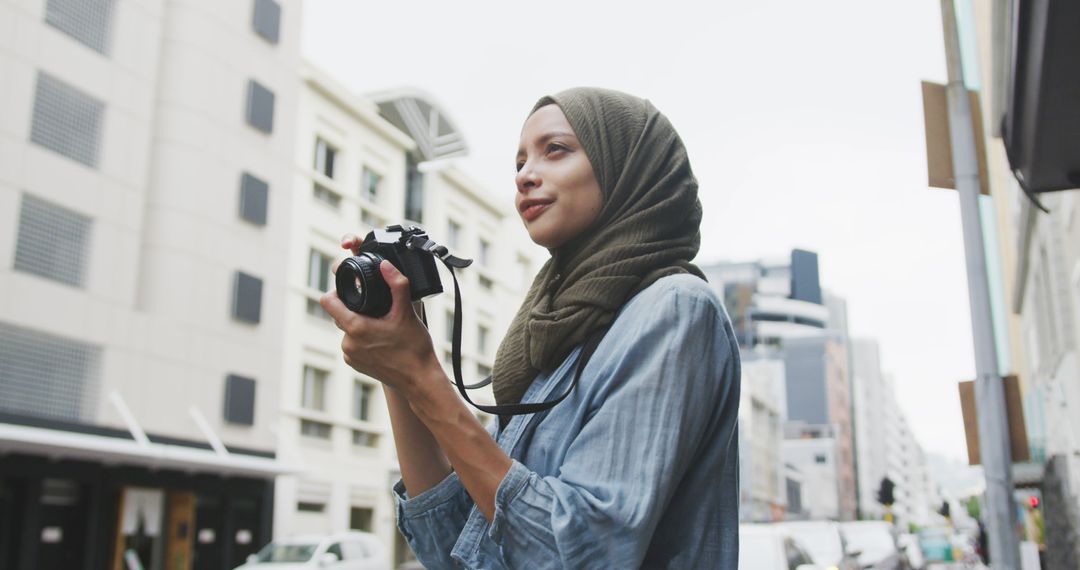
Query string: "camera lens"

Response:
xmin=335 ymin=252 xmax=393 ymax=317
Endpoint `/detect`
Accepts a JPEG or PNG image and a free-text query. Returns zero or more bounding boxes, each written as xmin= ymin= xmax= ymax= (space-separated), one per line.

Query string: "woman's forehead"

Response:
xmin=519 ymin=105 xmax=576 ymax=147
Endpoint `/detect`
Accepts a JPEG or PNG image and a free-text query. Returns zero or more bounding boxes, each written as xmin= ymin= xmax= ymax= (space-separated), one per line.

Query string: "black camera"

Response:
xmin=336 ymin=224 xmax=459 ymax=317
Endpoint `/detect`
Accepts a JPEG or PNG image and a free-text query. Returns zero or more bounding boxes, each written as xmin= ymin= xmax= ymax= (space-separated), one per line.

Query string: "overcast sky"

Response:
xmin=302 ymin=0 xmax=980 ymax=461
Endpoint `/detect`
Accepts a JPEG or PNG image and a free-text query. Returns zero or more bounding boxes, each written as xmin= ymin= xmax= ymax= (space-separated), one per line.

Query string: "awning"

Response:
xmin=1002 ymin=0 xmax=1080 ymax=193
xmin=0 ymin=423 xmax=299 ymax=478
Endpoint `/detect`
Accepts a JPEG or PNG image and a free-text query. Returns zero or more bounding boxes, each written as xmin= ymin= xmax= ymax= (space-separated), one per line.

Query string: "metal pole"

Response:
xmin=939 ymin=1 xmax=1020 ymax=567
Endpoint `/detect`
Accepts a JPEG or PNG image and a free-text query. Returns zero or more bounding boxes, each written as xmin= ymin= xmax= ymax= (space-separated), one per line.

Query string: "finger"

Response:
xmin=341 ymin=233 xmax=362 ymax=255
xmin=319 ymin=291 xmax=356 ymax=330
xmin=379 ymin=261 xmax=413 ymax=320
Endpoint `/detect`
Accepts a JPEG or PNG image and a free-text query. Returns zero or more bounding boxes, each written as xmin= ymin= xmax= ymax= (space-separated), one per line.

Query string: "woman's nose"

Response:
xmin=516 ymin=164 xmax=539 ymax=193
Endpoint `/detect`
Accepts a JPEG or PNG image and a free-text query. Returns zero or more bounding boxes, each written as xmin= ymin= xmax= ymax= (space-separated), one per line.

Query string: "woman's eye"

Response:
xmin=547 ymin=143 xmax=566 ymax=153
xmin=515 ymin=162 xmax=525 ymax=172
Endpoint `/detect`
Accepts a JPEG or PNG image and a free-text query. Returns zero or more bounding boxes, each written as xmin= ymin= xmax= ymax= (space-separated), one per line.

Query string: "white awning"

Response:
xmin=0 ymin=423 xmax=300 ymax=478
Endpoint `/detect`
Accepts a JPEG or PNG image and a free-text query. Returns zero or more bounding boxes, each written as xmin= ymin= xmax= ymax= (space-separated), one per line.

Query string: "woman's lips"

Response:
xmin=521 ymin=202 xmax=552 ymax=222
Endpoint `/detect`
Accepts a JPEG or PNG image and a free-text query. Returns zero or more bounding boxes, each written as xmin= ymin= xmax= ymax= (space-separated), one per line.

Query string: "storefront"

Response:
xmin=0 ymin=415 xmax=290 ymax=570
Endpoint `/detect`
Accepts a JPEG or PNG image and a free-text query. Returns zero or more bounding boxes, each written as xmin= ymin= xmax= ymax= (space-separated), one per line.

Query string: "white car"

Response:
xmin=778 ymin=520 xmax=858 ymax=570
xmin=234 ymin=531 xmax=390 ymax=570
xmin=740 ymin=523 xmax=825 ymax=570
xmin=839 ymin=521 xmax=905 ymax=570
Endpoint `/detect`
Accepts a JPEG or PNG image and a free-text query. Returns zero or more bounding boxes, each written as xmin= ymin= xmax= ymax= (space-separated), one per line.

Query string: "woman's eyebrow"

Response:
xmin=516 ymin=131 xmax=578 ymax=158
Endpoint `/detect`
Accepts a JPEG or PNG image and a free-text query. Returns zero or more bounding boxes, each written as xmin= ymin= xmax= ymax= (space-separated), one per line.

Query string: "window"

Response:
xmin=30 ymin=72 xmax=105 ymax=167
xmin=314 ymin=138 xmax=336 ymax=179
xmin=353 ymin=381 xmax=373 ymax=422
xmin=224 ymin=374 xmax=256 ymax=425
xmin=445 ymin=310 xmax=455 ymax=344
xmin=308 ymin=249 xmax=332 ymax=291
xmin=14 ymin=194 xmax=92 ymax=287
xmin=447 ymin=220 xmax=461 ymax=249
xmin=478 ymin=275 xmax=494 ymax=291
xmin=352 ymin=430 xmax=379 ymax=448
xmin=300 ymin=419 xmax=331 ymax=439
xmin=361 ymin=167 xmax=381 ymax=202
xmin=814 ymin=454 xmax=826 ymax=464
xmin=0 ymin=322 xmax=102 ymax=422
xmin=477 ymin=364 xmax=492 ymax=381
xmin=405 ymin=153 xmax=424 ymax=222
xmin=45 ymin=0 xmax=116 ymax=54
xmin=239 ymin=172 xmax=269 ymax=226
xmin=251 ymin=0 xmax=281 ymax=44
xmin=478 ymin=239 xmax=491 ymax=266
xmin=301 ymin=366 xmax=328 ymax=411
xmin=477 ymin=325 xmax=489 ymax=355
xmin=296 ymin=501 xmax=325 ymax=513
xmin=232 ymin=271 xmax=263 ymax=324
xmin=349 ymin=507 xmax=374 ymax=532
xmin=360 ymin=209 xmax=382 ymax=231
xmin=245 ymin=80 xmax=275 ymax=134
xmin=313 ymin=182 xmax=341 ymax=208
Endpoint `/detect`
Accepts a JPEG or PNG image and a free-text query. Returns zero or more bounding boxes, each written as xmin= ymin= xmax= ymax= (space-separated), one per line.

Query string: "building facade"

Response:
xmin=0 ymin=0 xmax=300 ymax=568
xmin=274 ymin=76 xmax=540 ymax=566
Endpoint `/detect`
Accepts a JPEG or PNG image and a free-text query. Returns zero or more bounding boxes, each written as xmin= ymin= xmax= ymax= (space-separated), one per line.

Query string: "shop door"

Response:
xmin=36 ymin=478 xmax=89 ymax=570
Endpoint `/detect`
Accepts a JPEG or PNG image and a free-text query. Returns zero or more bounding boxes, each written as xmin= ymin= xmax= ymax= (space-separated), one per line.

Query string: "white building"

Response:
xmin=851 ymin=337 xmax=937 ymax=528
xmin=274 ymin=73 xmax=541 ymax=566
xmin=782 ymin=424 xmax=842 ymax=521
xmin=738 ymin=357 xmax=787 ymax=521
xmin=0 ymin=0 xmax=299 ymax=568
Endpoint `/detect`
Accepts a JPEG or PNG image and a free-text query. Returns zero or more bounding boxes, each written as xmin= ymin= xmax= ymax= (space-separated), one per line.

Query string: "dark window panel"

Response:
xmin=224 ymin=374 xmax=256 ymax=425
xmin=246 ymin=80 xmax=275 ymax=134
xmin=233 ymin=271 xmax=263 ymax=324
xmin=239 ymin=172 xmax=269 ymax=226
xmin=252 ymin=0 xmax=281 ymax=44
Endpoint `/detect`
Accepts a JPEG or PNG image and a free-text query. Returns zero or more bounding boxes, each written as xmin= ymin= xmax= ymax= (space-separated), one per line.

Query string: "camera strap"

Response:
xmin=435 ymin=254 xmax=608 ymax=417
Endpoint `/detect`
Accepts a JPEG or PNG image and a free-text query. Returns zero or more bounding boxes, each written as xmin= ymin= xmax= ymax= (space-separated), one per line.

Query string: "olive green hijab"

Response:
xmin=491 ymin=87 xmax=706 ymax=408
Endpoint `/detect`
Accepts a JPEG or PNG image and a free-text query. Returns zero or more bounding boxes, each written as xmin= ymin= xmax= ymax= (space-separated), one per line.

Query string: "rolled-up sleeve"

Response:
xmin=484 ymin=281 xmax=739 ymax=568
xmin=394 ymin=419 xmax=502 ymax=568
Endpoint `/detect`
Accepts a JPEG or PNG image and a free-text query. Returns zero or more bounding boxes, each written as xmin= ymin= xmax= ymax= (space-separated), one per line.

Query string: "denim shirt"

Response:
xmin=393 ymin=274 xmax=741 ymax=569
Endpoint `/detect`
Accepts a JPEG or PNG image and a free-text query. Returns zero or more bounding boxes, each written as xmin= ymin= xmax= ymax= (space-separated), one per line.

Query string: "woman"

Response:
xmin=320 ymin=87 xmax=741 ymax=569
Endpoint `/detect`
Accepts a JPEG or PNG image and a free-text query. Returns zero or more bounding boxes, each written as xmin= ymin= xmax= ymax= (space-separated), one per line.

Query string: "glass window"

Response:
xmin=232 ymin=271 xmax=263 ymax=324
xmin=246 ymin=80 xmax=275 ymax=134
xmin=299 ymin=419 xmax=330 ymax=439
xmin=314 ymin=137 xmax=336 ymax=178
xmin=223 ymin=374 xmax=256 ymax=425
xmin=239 ymin=172 xmax=269 ymax=226
xmin=352 ymin=430 xmax=378 ymax=447
xmin=313 ymin=182 xmax=341 ymax=208
xmin=447 ymin=220 xmax=461 ymax=249
xmin=478 ymin=239 xmax=490 ymax=266
xmin=30 ymin=72 xmax=105 ymax=167
xmin=360 ymin=209 xmax=382 ymax=231
xmin=301 ymin=366 xmax=327 ymax=411
xmin=477 ymin=364 xmax=492 ymax=381
xmin=361 ymin=167 xmax=381 ymax=202
xmin=353 ymin=381 xmax=373 ymax=422
xmin=14 ymin=194 xmax=92 ymax=287
xmin=307 ymin=249 xmax=332 ymax=291
xmin=45 ymin=0 xmax=117 ymax=55
xmin=478 ymin=275 xmax=494 ymax=291
xmin=251 ymin=0 xmax=280 ymax=44
xmin=477 ymin=325 xmax=489 ymax=355
xmin=349 ymin=507 xmax=373 ymax=532
xmin=296 ymin=502 xmax=324 ymax=513
xmin=325 ymin=543 xmax=344 ymax=560
xmin=445 ymin=310 xmax=455 ymax=344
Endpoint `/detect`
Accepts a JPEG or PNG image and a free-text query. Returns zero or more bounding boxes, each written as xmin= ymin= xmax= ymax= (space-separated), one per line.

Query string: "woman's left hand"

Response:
xmin=319 ymin=259 xmax=442 ymax=398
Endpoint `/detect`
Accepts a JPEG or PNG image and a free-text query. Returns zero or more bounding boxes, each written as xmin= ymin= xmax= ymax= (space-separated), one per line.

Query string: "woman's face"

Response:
xmin=515 ymin=104 xmax=603 ymax=249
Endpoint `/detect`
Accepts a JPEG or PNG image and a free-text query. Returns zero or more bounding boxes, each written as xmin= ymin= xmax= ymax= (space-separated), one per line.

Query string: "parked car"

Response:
xmin=839 ymin=521 xmax=907 ymax=570
xmin=740 ymin=523 xmax=825 ymax=570
xmin=778 ymin=520 xmax=859 ymax=570
xmin=234 ymin=531 xmax=389 ymax=570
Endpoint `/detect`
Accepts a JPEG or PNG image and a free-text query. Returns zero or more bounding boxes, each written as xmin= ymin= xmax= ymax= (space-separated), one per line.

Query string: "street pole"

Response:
xmin=939 ymin=0 xmax=1020 ymax=567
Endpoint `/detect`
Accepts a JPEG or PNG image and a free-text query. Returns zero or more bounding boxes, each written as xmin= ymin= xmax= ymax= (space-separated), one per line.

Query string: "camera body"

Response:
xmin=336 ymin=224 xmax=443 ymax=317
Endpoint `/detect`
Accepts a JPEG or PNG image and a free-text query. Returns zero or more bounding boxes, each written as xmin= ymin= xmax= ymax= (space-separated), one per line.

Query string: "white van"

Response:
xmin=234 ymin=531 xmax=389 ymax=570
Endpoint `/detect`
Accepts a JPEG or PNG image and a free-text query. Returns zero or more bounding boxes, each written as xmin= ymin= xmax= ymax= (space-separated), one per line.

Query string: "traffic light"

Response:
xmin=876 ymin=477 xmax=895 ymax=506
